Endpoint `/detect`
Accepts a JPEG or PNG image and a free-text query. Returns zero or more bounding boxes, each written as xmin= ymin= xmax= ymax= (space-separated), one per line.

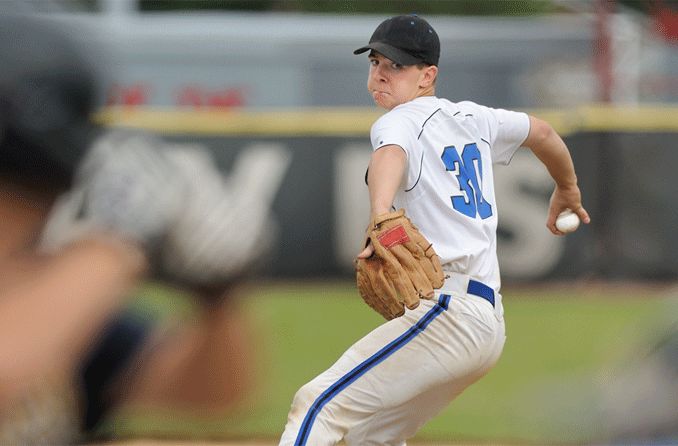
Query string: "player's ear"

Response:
xmin=420 ymin=65 xmax=438 ymax=88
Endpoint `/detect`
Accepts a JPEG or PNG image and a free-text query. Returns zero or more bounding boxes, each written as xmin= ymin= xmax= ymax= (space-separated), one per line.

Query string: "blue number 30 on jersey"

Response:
xmin=441 ymin=142 xmax=493 ymax=219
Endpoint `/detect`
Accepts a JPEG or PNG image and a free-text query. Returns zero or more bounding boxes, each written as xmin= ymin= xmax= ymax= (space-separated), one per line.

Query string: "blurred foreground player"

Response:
xmin=0 ymin=14 xmax=271 ymax=444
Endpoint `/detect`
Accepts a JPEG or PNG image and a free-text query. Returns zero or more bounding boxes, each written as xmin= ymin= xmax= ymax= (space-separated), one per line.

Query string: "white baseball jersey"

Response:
xmin=280 ymin=96 xmax=529 ymax=446
xmin=370 ymin=96 xmax=530 ymax=293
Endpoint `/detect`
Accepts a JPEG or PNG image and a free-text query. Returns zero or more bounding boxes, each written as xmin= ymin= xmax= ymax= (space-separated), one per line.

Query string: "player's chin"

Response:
xmin=372 ymin=93 xmax=395 ymax=110
xmin=373 ymin=99 xmax=390 ymax=110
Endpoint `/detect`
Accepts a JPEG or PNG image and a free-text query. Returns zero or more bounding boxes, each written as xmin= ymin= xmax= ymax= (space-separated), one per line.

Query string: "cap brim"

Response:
xmin=353 ymin=42 xmax=423 ymax=66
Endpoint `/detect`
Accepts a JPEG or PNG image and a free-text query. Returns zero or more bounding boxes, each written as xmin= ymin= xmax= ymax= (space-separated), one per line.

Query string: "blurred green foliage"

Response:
xmin=78 ymin=0 xmax=676 ymax=16
xmin=139 ymin=0 xmax=558 ymax=16
xmin=619 ymin=0 xmax=678 ymax=14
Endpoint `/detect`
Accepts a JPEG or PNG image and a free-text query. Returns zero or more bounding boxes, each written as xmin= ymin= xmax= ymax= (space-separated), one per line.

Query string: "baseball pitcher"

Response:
xmin=279 ymin=15 xmax=590 ymax=445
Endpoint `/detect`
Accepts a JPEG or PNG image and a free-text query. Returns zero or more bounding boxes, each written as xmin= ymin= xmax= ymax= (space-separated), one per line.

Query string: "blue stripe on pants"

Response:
xmin=294 ymin=294 xmax=451 ymax=445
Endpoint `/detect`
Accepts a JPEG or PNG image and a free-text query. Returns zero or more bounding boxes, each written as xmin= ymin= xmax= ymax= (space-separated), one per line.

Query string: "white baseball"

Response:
xmin=555 ymin=209 xmax=580 ymax=233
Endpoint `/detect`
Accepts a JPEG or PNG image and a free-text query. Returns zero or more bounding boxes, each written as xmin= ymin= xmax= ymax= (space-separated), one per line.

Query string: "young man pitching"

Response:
xmin=279 ymin=15 xmax=590 ymax=445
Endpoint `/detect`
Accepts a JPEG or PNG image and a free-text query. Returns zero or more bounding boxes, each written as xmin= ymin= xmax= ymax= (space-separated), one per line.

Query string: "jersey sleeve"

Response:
xmin=369 ymin=112 xmax=415 ymax=159
xmin=472 ymin=104 xmax=530 ymax=165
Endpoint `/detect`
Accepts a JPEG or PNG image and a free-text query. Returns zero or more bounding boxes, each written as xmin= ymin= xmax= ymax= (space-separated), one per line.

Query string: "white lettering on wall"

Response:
xmin=494 ymin=151 xmax=564 ymax=279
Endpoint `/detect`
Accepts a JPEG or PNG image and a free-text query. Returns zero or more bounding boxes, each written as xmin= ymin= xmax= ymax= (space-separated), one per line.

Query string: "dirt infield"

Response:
xmin=100 ymin=442 xmax=275 ymax=446
xmin=98 ymin=440 xmax=511 ymax=446
xmin=95 ymin=441 xmax=274 ymax=446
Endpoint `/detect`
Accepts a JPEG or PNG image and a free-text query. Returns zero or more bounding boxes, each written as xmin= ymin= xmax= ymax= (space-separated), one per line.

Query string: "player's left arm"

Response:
xmin=522 ymin=115 xmax=591 ymax=234
xmin=357 ymin=145 xmax=407 ymax=258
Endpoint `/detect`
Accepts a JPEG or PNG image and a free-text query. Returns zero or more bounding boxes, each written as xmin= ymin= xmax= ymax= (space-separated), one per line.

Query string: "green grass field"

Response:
xmin=110 ymin=281 xmax=674 ymax=444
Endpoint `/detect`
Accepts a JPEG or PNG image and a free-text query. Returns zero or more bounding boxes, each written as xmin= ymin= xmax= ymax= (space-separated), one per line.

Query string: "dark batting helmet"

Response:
xmin=0 ymin=14 xmax=100 ymax=189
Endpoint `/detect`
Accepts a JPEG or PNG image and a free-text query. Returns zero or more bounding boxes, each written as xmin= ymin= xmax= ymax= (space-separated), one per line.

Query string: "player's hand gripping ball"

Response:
xmin=555 ymin=209 xmax=581 ymax=233
xmin=356 ymin=209 xmax=445 ymax=320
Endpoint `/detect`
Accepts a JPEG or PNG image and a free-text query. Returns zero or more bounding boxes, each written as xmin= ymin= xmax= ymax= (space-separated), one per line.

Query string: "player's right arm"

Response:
xmin=522 ymin=115 xmax=591 ymax=234
xmin=357 ymin=145 xmax=407 ymax=259
xmin=0 ymin=236 xmax=146 ymax=406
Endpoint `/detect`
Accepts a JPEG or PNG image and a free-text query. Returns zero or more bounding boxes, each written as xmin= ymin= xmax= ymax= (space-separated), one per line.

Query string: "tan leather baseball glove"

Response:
xmin=355 ymin=209 xmax=445 ymax=320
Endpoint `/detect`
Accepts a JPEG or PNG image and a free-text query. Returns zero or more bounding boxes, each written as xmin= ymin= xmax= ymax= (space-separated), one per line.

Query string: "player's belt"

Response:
xmin=467 ymin=279 xmax=495 ymax=307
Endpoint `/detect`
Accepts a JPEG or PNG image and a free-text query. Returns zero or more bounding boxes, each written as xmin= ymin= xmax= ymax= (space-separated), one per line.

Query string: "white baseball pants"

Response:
xmin=279 ymin=273 xmax=506 ymax=446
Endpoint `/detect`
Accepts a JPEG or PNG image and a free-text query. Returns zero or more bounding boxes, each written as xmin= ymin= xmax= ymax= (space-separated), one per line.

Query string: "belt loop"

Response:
xmin=437 ymin=294 xmax=451 ymax=310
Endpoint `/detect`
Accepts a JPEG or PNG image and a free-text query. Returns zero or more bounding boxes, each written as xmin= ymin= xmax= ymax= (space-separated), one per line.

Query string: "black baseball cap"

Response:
xmin=354 ymin=15 xmax=440 ymax=66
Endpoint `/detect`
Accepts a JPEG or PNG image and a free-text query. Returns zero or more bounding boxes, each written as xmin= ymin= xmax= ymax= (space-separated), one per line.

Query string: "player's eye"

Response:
xmin=391 ymin=62 xmax=403 ymax=70
xmin=369 ymin=59 xmax=378 ymax=66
